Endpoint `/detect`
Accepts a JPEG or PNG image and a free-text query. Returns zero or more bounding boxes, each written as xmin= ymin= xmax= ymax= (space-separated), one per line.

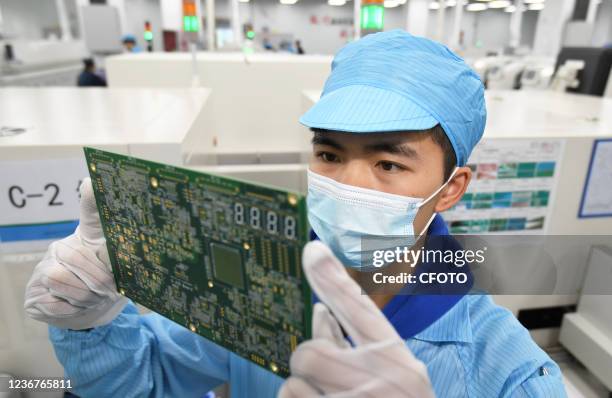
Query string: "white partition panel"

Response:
xmin=106 ymin=53 xmax=331 ymax=156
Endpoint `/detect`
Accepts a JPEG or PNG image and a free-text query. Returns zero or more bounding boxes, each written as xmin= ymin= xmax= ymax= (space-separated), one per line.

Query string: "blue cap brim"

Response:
xmin=300 ymin=85 xmax=439 ymax=133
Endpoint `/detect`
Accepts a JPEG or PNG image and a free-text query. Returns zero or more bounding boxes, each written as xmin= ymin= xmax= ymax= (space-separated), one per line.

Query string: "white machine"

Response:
xmin=475 ymin=55 xmax=556 ymax=91
xmin=0 ymin=40 xmax=88 ymax=87
xmin=486 ymin=60 xmax=525 ymax=90
xmin=471 ymin=55 xmax=513 ymax=88
xmin=550 ymin=59 xmax=586 ymax=93
xmin=520 ymin=57 xmax=556 ymax=90
xmin=104 ymin=52 xmax=330 ymax=198
xmin=105 ymin=52 xmax=331 ymax=158
xmin=560 ymin=246 xmax=612 ymax=394
xmin=605 ymin=65 xmax=612 ymax=98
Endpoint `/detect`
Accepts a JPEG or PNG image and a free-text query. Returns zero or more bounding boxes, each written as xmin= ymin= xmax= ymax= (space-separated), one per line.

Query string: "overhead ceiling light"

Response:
xmin=466 ymin=3 xmax=488 ymax=11
xmin=446 ymin=0 xmax=457 ymax=6
xmin=279 ymin=0 xmax=298 ymax=4
xmin=329 ymin=0 xmax=346 ymax=5
xmin=398 ymin=0 xmax=408 ymax=4
xmin=489 ymin=0 xmax=510 ymax=8
xmin=523 ymin=0 xmax=544 ymax=3
xmin=384 ymin=0 xmax=401 ymax=7
xmin=238 ymin=0 xmax=249 ymax=2
xmin=527 ymin=3 xmax=545 ymax=10
xmin=504 ymin=5 xmax=516 ymax=12
xmin=429 ymin=1 xmax=440 ymax=10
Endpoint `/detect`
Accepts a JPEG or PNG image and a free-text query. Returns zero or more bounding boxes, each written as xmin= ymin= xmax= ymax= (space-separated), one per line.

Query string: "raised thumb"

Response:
xmin=77 ymin=177 xmax=104 ymax=243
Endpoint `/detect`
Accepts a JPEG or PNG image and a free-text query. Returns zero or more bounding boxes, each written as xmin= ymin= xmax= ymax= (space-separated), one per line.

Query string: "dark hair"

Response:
xmin=428 ymin=124 xmax=457 ymax=181
xmin=310 ymin=125 xmax=457 ymax=181
xmin=82 ymin=58 xmax=95 ymax=69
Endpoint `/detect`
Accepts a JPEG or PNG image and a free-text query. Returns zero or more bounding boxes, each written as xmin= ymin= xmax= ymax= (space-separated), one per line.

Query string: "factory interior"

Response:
xmin=1 ymin=0 xmax=612 ymax=397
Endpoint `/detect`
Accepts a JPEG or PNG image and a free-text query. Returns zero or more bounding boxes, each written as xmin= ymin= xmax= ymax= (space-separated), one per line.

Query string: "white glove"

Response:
xmin=279 ymin=241 xmax=435 ymax=398
xmin=24 ymin=177 xmax=128 ymax=330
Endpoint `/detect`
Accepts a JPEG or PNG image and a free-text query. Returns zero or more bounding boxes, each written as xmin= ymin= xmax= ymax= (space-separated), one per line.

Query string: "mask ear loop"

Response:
xmin=413 ymin=167 xmax=459 ymax=238
xmin=416 ymin=167 xmax=459 ymax=210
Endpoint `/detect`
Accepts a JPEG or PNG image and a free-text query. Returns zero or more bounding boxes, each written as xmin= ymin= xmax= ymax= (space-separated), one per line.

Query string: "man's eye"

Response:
xmin=318 ymin=152 xmax=339 ymax=163
xmin=377 ymin=161 xmax=405 ymax=172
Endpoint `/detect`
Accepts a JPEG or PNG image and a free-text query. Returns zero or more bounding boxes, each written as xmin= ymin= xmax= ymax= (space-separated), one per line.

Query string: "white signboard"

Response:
xmin=442 ymin=139 xmax=565 ymax=234
xmin=0 ymin=158 xmax=88 ymax=242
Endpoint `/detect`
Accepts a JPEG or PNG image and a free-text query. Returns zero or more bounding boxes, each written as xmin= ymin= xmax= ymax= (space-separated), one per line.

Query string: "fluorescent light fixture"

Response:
xmin=523 ymin=0 xmax=544 ymax=3
xmin=329 ymin=0 xmax=346 ymax=5
xmin=384 ymin=0 xmax=400 ymax=7
xmin=489 ymin=0 xmax=510 ymax=8
xmin=279 ymin=0 xmax=298 ymax=4
xmin=238 ymin=0 xmax=249 ymax=2
xmin=527 ymin=3 xmax=545 ymax=9
xmin=504 ymin=5 xmax=516 ymax=12
xmin=466 ymin=3 xmax=488 ymax=11
xmin=398 ymin=0 xmax=408 ymax=4
xmin=430 ymin=0 xmax=458 ymax=6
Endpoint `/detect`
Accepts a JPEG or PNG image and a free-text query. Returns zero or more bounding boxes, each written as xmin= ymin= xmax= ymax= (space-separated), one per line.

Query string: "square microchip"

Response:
xmin=211 ymin=243 xmax=245 ymax=290
xmin=84 ymin=147 xmax=311 ymax=378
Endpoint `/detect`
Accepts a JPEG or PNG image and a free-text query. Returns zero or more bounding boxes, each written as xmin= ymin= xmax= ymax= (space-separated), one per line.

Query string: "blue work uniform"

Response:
xmin=49 ymin=215 xmax=566 ymax=397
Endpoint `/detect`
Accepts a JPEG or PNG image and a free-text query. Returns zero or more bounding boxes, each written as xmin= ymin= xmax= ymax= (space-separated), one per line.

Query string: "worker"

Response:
xmin=77 ymin=58 xmax=107 ymax=87
xmin=122 ymin=34 xmax=142 ymax=53
xmin=295 ymin=40 xmax=305 ymax=55
xmin=24 ymin=30 xmax=566 ymax=397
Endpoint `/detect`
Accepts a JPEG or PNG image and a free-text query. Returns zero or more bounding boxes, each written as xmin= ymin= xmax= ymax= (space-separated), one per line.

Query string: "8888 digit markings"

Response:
xmin=84 ymin=147 xmax=312 ymax=378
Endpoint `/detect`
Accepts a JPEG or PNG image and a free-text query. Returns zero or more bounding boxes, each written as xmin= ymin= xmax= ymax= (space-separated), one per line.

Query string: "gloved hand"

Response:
xmin=24 ymin=177 xmax=128 ymax=330
xmin=278 ymin=241 xmax=435 ymax=398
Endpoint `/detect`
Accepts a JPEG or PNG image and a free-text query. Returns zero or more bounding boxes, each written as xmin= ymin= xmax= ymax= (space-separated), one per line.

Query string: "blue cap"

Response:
xmin=122 ymin=34 xmax=137 ymax=43
xmin=300 ymin=30 xmax=486 ymax=166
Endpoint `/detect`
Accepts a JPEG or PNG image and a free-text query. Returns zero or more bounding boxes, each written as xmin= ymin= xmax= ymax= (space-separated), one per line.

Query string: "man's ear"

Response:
xmin=434 ymin=166 xmax=472 ymax=213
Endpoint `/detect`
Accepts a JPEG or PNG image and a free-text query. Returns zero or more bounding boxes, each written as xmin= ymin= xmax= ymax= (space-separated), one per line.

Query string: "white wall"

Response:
xmin=591 ymin=0 xmax=612 ymax=47
xmin=420 ymin=7 xmax=538 ymax=55
xmin=521 ymin=10 xmax=539 ymax=48
xmin=0 ymin=0 xmax=60 ymax=40
xmin=474 ymin=9 xmax=511 ymax=52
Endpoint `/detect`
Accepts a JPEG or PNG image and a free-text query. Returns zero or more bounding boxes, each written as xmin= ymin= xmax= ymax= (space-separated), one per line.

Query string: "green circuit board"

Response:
xmin=84 ymin=147 xmax=312 ymax=378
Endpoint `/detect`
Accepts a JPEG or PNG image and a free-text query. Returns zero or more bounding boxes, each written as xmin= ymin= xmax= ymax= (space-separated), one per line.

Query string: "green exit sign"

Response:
xmin=183 ymin=15 xmax=199 ymax=32
xmin=361 ymin=5 xmax=384 ymax=30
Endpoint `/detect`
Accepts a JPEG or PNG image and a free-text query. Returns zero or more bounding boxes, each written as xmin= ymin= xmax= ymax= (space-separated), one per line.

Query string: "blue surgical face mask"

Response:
xmin=307 ymin=168 xmax=457 ymax=269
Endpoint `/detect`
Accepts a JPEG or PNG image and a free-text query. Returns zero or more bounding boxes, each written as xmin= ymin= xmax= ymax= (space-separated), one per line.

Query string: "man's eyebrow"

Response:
xmin=311 ymin=135 xmax=344 ymax=151
xmin=364 ymin=141 xmax=420 ymax=159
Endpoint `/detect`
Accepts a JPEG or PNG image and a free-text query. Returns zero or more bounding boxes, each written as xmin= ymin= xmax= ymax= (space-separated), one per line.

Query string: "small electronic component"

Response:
xmin=84 ymin=147 xmax=312 ymax=378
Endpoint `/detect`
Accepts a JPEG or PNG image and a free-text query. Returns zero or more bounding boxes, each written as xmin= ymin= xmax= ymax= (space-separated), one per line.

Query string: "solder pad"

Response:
xmin=84 ymin=147 xmax=312 ymax=378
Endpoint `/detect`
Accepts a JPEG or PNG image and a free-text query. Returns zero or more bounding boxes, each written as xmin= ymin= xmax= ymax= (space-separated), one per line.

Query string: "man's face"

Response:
xmin=309 ymin=130 xmax=470 ymax=235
